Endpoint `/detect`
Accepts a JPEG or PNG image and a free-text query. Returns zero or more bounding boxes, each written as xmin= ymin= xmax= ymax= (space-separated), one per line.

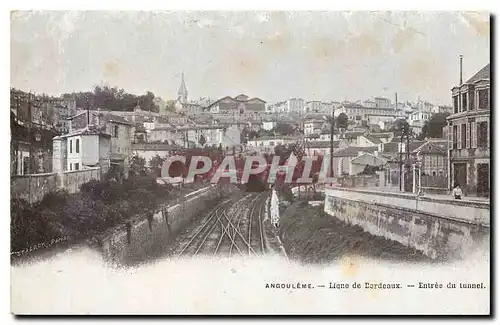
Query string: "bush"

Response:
xmin=11 ymin=198 xmax=61 ymax=253
xmin=11 ymin=173 xmax=183 ymax=253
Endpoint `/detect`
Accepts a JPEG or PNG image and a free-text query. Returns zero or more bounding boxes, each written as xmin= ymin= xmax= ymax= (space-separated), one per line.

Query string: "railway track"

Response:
xmin=176 ymin=191 xmax=270 ymax=258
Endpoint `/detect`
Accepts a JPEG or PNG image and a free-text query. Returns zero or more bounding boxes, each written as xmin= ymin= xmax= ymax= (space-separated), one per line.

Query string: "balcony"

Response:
xmin=451 ymin=147 xmax=490 ymax=160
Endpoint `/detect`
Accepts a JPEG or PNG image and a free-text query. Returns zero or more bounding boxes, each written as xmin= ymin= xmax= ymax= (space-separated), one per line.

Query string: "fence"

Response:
xmin=63 ymin=167 xmax=102 ymax=194
xmin=339 ymin=175 xmax=379 ymax=188
xmin=11 ymin=173 xmax=59 ymax=204
xmin=420 ymin=175 xmax=448 ymax=194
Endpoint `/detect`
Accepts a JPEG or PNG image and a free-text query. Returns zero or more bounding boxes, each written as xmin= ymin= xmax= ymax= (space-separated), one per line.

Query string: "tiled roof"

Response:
xmin=332 ymin=146 xmax=378 ymax=157
xmin=370 ymin=132 xmax=393 ymax=138
xmin=414 ymin=141 xmax=447 ymax=155
xmin=305 ymin=119 xmax=324 ymax=124
xmin=351 ymin=153 xmax=387 ymax=164
xmin=307 ymin=140 xmax=340 ymax=149
xmin=382 ymin=142 xmax=399 ymax=153
xmin=206 ymin=95 xmax=267 ymax=108
xmin=363 ymin=135 xmax=382 ymax=144
xmin=381 ymin=140 xmax=427 ymax=153
xmin=55 ymin=127 xmax=111 ymax=139
xmin=253 ymin=135 xmax=299 ymax=141
xmin=465 ymin=63 xmax=490 ymax=84
xmin=343 ymin=131 xmax=365 ymax=139
xmin=100 ymin=113 xmax=133 ymax=125
xmin=409 ymin=141 xmax=427 ymax=151
xmin=342 ymin=103 xmax=366 ymax=109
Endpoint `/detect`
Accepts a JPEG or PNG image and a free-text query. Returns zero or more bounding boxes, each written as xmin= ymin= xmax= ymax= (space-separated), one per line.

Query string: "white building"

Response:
xmin=262 ymin=121 xmax=276 ymax=131
xmin=268 ymin=98 xmax=305 ymax=114
xmin=304 ymin=101 xmax=335 ymax=114
xmin=337 ymin=102 xmax=403 ymax=125
xmin=287 ymin=98 xmax=305 ymax=114
xmin=408 ymin=110 xmax=433 ymax=134
xmin=373 ymin=97 xmax=392 ymax=108
xmin=247 ymin=136 xmax=299 ymax=153
xmin=304 ymin=119 xmax=325 ymax=135
xmin=53 ymin=128 xmax=111 ymax=173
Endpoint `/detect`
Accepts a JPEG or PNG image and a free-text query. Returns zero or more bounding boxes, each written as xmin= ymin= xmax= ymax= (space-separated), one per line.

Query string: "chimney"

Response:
xmin=395 ymin=92 xmax=398 ymax=111
xmin=459 ymin=55 xmax=463 ymax=84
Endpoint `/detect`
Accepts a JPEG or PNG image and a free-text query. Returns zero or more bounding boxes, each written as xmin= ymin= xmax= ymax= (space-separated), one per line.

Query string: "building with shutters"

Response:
xmin=447 ymin=63 xmax=490 ymax=197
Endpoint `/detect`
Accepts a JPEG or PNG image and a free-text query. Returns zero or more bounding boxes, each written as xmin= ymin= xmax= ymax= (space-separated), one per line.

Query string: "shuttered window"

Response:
xmin=457 ymin=125 xmax=462 ymax=149
xmin=466 ymin=123 xmax=470 ymax=148
xmin=487 ymin=122 xmax=490 ymax=148
xmin=448 ymin=125 xmax=453 ymax=149
xmin=471 ymin=122 xmax=477 ymax=148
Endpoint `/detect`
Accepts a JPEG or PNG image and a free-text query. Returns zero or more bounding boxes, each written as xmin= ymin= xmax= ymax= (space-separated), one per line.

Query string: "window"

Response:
xmin=461 ymin=124 xmax=466 ymax=148
xmin=452 ymin=126 xmax=458 ymax=149
xmin=469 ymin=91 xmax=475 ymax=111
xmin=432 ymin=171 xmax=436 ymax=176
xmin=114 ymin=125 xmax=119 ymax=137
xmin=70 ymin=163 xmax=72 ymax=171
xmin=477 ymin=122 xmax=488 ymax=148
xmin=22 ymin=156 xmax=29 ymax=175
xmin=69 ymin=140 xmax=72 ymax=153
xmin=466 ymin=123 xmax=470 ymax=148
xmin=76 ymin=139 xmax=80 ymax=153
xmin=471 ymin=122 xmax=477 ymax=148
xmin=478 ymin=89 xmax=489 ymax=110
xmin=461 ymin=93 xmax=467 ymax=113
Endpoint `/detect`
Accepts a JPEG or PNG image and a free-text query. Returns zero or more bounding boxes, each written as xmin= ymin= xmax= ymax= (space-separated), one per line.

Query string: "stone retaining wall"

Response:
xmin=324 ymin=188 xmax=489 ymax=259
xmin=98 ymin=184 xmax=233 ymax=264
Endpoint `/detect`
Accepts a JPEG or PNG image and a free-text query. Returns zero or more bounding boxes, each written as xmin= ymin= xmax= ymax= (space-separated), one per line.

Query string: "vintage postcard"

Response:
xmin=10 ymin=11 xmax=490 ymax=315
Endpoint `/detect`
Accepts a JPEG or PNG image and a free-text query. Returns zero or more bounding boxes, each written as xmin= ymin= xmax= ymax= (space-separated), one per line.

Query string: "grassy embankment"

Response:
xmin=278 ymin=201 xmax=429 ymax=264
xmin=11 ymin=176 xmax=209 ymax=260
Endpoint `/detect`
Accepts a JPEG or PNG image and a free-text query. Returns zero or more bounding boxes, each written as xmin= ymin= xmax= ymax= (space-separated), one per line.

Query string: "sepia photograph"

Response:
xmin=9 ymin=10 xmax=491 ymax=315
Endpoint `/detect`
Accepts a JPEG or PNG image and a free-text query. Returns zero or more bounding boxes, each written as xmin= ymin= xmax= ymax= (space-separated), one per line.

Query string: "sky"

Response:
xmin=10 ymin=11 xmax=490 ymax=105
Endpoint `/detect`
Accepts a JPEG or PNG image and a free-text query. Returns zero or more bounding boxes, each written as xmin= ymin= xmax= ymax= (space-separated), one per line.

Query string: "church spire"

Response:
xmin=177 ymin=72 xmax=188 ymax=104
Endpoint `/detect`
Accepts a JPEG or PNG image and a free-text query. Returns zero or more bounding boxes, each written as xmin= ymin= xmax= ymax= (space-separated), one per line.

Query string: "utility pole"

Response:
xmin=329 ymin=106 xmax=335 ymax=179
xmin=399 ymin=123 xmax=404 ymax=192
xmin=28 ymin=92 xmax=33 ymax=174
xmin=86 ymin=97 xmax=90 ymax=127
xmin=28 ymin=92 xmax=33 ymax=204
xmin=406 ymin=127 xmax=411 ymax=192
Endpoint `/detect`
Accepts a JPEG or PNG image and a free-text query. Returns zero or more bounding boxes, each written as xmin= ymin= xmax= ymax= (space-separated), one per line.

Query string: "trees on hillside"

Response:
xmin=336 ymin=113 xmax=349 ymax=130
xmin=274 ymin=144 xmax=292 ymax=165
xmin=63 ymin=85 xmax=161 ymax=112
xmin=272 ymin=122 xmax=296 ymax=136
xmin=418 ymin=112 xmax=450 ymax=140
xmin=389 ymin=119 xmax=411 ymax=137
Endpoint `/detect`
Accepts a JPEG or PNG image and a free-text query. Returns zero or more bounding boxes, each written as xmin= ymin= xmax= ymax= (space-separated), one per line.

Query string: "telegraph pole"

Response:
xmin=28 ymin=92 xmax=33 ymax=174
xmin=329 ymin=106 xmax=335 ymax=179
xmin=399 ymin=123 xmax=404 ymax=192
xmin=28 ymin=92 xmax=33 ymax=204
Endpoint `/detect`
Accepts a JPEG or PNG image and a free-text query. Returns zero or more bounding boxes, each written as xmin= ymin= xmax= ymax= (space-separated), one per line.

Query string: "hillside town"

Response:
xmin=10 ymin=59 xmax=490 ymax=202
